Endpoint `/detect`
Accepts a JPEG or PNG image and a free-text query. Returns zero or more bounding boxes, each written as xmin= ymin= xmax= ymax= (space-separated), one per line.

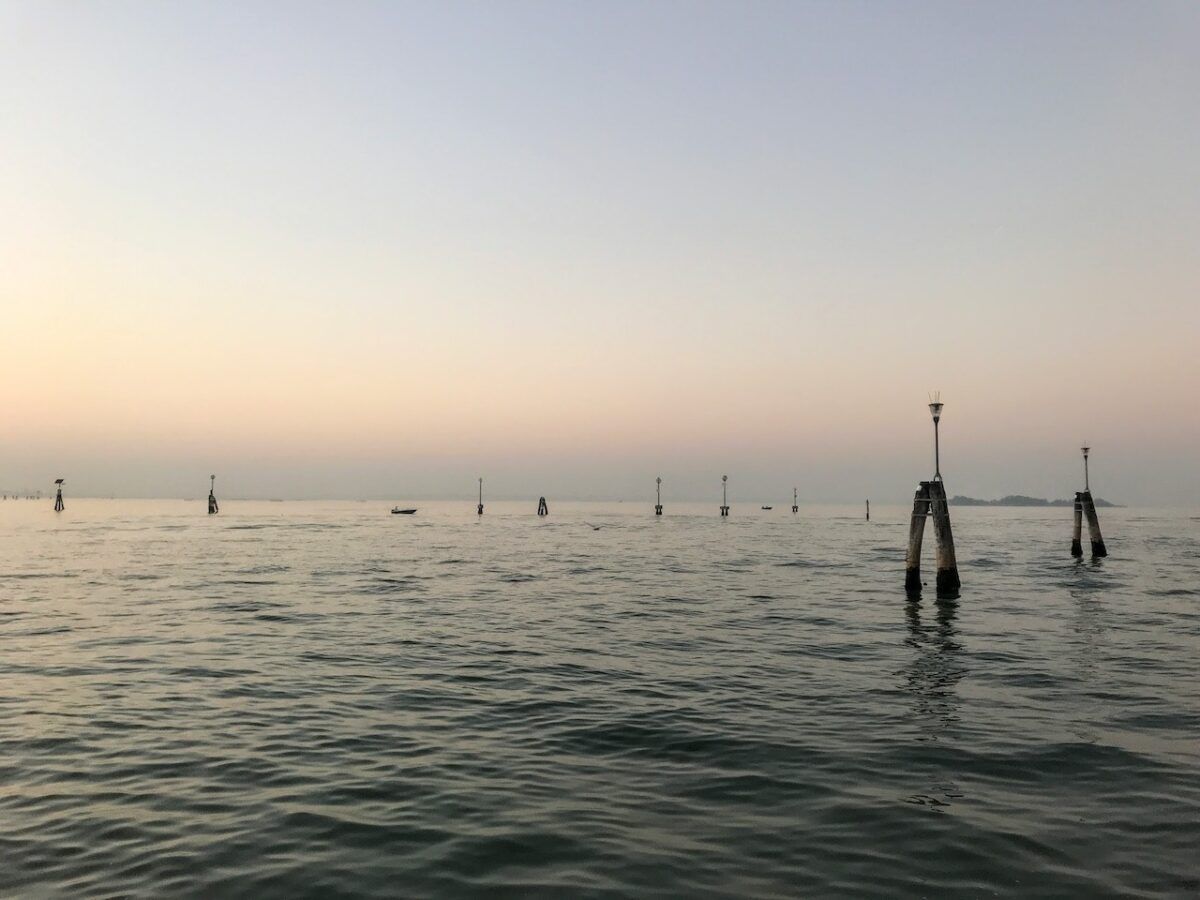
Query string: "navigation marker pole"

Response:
xmin=720 ymin=475 xmax=729 ymax=517
xmin=208 ymin=475 xmax=219 ymax=515
xmin=904 ymin=394 xmax=960 ymax=597
xmin=1076 ymin=446 xmax=1107 ymax=557
xmin=54 ymin=478 xmax=64 ymax=512
xmin=655 ymin=477 xmax=663 ymax=516
xmin=477 ymin=477 xmax=484 ymax=516
xmin=792 ymin=487 xmax=798 ymax=514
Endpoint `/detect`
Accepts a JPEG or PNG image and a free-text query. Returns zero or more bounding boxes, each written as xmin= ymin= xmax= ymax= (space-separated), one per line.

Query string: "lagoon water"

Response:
xmin=1 ymin=499 xmax=1198 ymax=897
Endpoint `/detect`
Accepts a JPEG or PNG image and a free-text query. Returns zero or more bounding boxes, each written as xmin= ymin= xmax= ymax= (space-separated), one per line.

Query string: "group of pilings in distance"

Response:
xmin=1072 ymin=492 xmax=1107 ymax=557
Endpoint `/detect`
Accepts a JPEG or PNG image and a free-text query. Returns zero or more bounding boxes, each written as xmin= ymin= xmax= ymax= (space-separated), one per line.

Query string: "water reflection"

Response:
xmin=902 ymin=599 xmax=966 ymax=809
xmin=903 ymin=599 xmax=964 ymax=736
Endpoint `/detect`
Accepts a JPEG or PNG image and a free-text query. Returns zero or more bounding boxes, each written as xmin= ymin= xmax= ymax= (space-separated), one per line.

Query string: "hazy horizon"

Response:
xmin=3 ymin=1 xmax=1198 ymax=504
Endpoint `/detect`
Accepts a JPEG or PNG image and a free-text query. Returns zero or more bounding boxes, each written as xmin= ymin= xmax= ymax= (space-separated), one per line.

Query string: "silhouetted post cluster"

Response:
xmin=904 ymin=395 xmax=960 ymax=598
xmin=208 ymin=475 xmax=219 ymax=515
xmin=54 ymin=478 xmax=65 ymax=512
xmin=1072 ymin=446 xmax=1107 ymax=557
xmin=537 ymin=496 xmax=549 ymax=516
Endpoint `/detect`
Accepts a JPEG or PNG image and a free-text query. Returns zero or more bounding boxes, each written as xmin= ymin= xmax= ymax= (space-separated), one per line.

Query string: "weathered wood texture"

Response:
xmin=928 ymin=480 xmax=961 ymax=596
xmin=1071 ymin=494 xmax=1084 ymax=557
xmin=1080 ymin=490 xmax=1107 ymax=557
xmin=905 ymin=482 xmax=931 ymax=593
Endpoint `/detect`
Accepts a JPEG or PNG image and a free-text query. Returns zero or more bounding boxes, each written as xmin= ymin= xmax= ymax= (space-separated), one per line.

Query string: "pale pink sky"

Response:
xmin=2 ymin=2 xmax=1197 ymax=502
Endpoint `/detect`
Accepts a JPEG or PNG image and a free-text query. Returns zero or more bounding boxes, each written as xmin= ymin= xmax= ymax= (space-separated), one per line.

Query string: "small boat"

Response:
xmin=761 ymin=505 xmax=773 ymax=510
xmin=391 ymin=507 xmax=417 ymax=515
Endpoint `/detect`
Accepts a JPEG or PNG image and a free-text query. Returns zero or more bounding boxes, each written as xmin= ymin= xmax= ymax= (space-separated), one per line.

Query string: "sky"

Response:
xmin=1 ymin=1 xmax=1197 ymax=503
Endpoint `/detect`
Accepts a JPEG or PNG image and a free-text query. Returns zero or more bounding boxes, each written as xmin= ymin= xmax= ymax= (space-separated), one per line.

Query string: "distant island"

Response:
xmin=951 ymin=494 xmax=1119 ymax=508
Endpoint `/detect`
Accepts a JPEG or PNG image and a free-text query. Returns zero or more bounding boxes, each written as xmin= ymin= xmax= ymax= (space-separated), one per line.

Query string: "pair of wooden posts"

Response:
xmin=905 ymin=479 xmax=960 ymax=597
xmin=1071 ymin=447 xmax=1107 ymax=557
xmin=904 ymin=396 xmax=961 ymax=598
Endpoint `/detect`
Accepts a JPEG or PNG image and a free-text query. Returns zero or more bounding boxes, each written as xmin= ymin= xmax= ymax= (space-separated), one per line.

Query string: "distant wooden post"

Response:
xmin=208 ymin=475 xmax=219 ymax=515
xmin=655 ymin=477 xmax=663 ymax=516
xmin=537 ymin=496 xmax=548 ymax=516
xmin=904 ymin=394 xmax=961 ymax=598
xmin=720 ymin=475 xmax=729 ymax=517
xmin=1075 ymin=446 xmax=1107 ymax=557
xmin=477 ymin=477 xmax=484 ymax=516
xmin=1071 ymin=494 xmax=1084 ymax=557
xmin=54 ymin=478 xmax=65 ymax=512
xmin=792 ymin=487 xmax=798 ymax=514
xmin=866 ymin=499 xmax=870 ymax=521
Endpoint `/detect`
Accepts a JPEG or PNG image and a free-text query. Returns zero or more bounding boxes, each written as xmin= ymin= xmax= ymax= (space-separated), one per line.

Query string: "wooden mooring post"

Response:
xmin=1074 ymin=446 xmax=1107 ymax=557
xmin=866 ymin=499 xmax=870 ymax=521
xmin=904 ymin=483 xmax=931 ymax=593
xmin=477 ymin=477 xmax=484 ymax=516
xmin=208 ymin=475 xmax=219 ymax=515
xmin=1080 ymin=491 xmax=1107 ymax=557
xmin=54 ymin=478 xmax=65 ymax=512
xmin=537 ymin=496 xmax=548 ymax=516
xmin=655 ymin=477 xmax=663 ymax=516
xmin=1071 ymin=494 xmax=1084 ymax=557
xmin=792 ymin=487 xmax=798 ymax=514
xmin=720 ymin=475 xmax=729 ymax=517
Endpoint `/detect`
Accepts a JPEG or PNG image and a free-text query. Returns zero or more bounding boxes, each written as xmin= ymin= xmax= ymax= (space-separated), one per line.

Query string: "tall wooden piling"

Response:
xmin=866 ymin=499 xmax=870 ymax=521
xmin=54 ymin=478 xmax=64 ymax=512
xmin=928 ymin=480 xmax=960 ymax=595
xmin=905 ymin=483 xmax=930 ymax=593
xmin=792 ymin=487 xmax=798 ymax=514
xmin=477 ymin=478 xmax=484 ymax=516
xmin=720 ymin=475 xmax=729 ymax=517
xmin=1080 ymin=490 xmax=1107 ymax=557
xmin=655 ymin=477 xmax=663 ymax=516
xmin=208 ymin=475 xmax=219 ymax=515
xmin=537 ymin=496 xmax=548 ymax=516
xmin=1071 ymin=494 xmax=1084 ymax=557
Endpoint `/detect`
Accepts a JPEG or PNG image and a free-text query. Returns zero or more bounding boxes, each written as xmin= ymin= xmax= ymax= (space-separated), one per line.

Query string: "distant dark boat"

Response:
xmin=391 ymin=507 xmax=417 ymax=515
xmin=761 ymin=505 xmax=773 ymax=510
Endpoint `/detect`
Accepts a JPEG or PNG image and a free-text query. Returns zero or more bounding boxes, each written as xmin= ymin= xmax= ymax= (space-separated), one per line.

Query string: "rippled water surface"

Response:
xmin=2 ymin=499 xmax=1198 ymax=897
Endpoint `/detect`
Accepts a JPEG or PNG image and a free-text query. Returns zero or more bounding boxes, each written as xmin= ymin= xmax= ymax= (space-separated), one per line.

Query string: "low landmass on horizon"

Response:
xmin=951 ymin=494 xmax=1120 ymax=508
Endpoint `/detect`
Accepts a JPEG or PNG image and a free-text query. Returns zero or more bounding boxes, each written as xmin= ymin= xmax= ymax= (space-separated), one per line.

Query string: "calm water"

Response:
xmin=1 ymin=499 xmax=1197 ymax=898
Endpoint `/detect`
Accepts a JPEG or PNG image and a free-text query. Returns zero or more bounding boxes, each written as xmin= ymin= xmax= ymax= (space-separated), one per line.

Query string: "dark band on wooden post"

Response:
xmin=1080 ymin=490 xmax=1107 ymax=557
xmin=905 ymin=482 xmax=931 ymax=594
xmin=928 ymin=480 xmax=960 ymax=596
xmin=1071 ymin=493 xmax=1083 ymax=557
